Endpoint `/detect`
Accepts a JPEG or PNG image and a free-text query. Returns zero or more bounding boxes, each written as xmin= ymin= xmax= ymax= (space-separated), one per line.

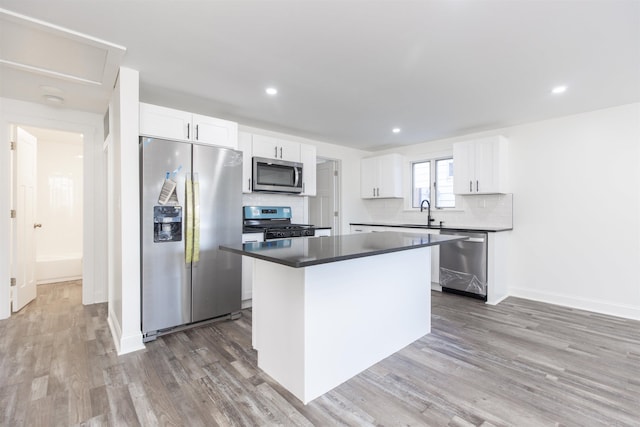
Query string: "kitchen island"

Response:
xmin=220 ymin=232 xmax=465 ymax=404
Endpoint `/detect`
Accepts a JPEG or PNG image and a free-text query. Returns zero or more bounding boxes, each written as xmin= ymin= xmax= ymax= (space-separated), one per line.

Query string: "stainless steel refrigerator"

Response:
xmin=140 ymin=136 xmax=242 ymax=341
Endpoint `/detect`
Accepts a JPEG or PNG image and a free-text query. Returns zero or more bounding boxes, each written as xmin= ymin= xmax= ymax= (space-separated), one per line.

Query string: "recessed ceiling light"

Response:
xmin=551 ymin=85 xmax=567 ymax=94
xmin=392 ymin=128 xmax=401 ymax=134
xmin=43 ymin=94 xmax=64 ymax=104
xmin=265 ymin=87 xmax=278 ymax=95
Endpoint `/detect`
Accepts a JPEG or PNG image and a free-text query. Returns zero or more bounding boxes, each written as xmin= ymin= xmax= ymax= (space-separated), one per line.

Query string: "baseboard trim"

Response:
xmin=119 ymin=332 xmax=145 ymax=355
xmin=509 ymin=287 xmax=640 ymax=321
xmin=107 ymin=310 xmax=122 ymax=354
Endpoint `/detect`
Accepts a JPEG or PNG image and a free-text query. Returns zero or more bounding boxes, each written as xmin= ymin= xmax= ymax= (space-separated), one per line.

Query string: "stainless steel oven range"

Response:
xmin=242 ymin=206 xmax=318 ymax=240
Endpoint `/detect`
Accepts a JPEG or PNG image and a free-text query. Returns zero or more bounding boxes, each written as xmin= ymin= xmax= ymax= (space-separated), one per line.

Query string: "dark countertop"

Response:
xmin=350 ymin=222 xmax=513 ymax=233
xmin=220 ymin=231 xmax=466 ymax=268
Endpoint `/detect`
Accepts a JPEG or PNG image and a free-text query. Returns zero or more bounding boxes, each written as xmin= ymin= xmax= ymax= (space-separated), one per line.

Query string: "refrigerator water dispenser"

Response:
xmin=153 ymin=206 xmax=182 ymax=242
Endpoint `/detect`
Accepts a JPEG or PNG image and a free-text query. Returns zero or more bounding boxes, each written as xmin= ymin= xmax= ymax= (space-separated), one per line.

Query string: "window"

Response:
xmin=411 ymin=157 xmax=455 ymax=208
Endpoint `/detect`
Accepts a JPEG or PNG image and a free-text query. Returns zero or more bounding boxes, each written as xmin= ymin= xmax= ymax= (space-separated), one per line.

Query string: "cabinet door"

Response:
xmin=314 ymin=228 xmax=331 ymax=237
xmin=360 ymin=157 xmax=379 ymax=198
xmin=300 ymin=144 xmax=317 ymax=196
xmin=252 ymin=134 xmax=300 ymax=161
xmin=252 ymin=134 xmax=279 ymax=158
xmin=378 ymin=154 xmax=403 ymax=198
xmin=139 ymin=103 xmax=190 ymax=141
xmin=192 ymin=114 xmax=238 ymax=149
xmin=453 ymin=141 xmax=475 ymax=194
xmin=239 ymin=131 xmax=253 ymax=193
xmin=278 ymin=139 xmax=301 ymax=161
xmin=474 ymin=136 xmax=508 ymax=194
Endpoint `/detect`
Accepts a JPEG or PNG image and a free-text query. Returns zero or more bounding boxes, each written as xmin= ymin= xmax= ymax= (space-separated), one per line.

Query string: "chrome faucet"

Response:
xmin=420 ymin=199 xmax=435 ymax=227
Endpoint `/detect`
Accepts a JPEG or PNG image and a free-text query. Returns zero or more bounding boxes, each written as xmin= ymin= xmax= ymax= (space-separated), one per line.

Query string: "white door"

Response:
xmin=310 ymin=159 xmax=339 ymax=233
xmin=12 ymin=126 xmax=38 ymax=312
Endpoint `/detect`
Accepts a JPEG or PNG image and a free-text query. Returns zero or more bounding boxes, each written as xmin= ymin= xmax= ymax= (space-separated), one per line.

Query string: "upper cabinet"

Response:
xmin=239 ymin=131 xmax=254 ymax=194
xmin=453 ymin=135 xmax=508 ymax=195
xmin=139 ymin=103 xmax=238 ymax=149
xmin=361 ymin=153 xmax=403 ymax=199
xmin=239 ymin=132 xmax=317 ymax=196
xmin=252 ymin=134 xmax=300 ymax=162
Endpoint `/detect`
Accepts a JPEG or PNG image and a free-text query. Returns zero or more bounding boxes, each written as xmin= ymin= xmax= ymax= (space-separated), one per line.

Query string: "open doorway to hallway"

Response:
xmin=12 ymin=125 xmax=83 ymax=311
xmin=309 ymin=157 xmax=340 ymax=235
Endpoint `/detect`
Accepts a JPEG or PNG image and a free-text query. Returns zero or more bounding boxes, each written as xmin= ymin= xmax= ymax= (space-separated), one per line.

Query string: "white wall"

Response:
xmin=106 ymin=67 xmax=144 ymax=355
xmin=361 ymin=103 xmax=640 ymax=320
xmin=0 ymin=97 xmax=106 ymax=319
xmin=506 ymin=103 xmax=640 ymax=319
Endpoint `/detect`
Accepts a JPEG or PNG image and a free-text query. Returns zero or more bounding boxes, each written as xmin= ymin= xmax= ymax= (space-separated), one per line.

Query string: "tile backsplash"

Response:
xmin=242 ymin=193 xmax=307 ymax=224
xmin=362 ymin=193 xmax=513 ymax=229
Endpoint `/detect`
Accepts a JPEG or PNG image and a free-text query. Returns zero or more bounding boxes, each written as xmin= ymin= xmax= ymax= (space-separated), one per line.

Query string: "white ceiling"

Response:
xmin=1 ymin=1 xmax=638 ymax=150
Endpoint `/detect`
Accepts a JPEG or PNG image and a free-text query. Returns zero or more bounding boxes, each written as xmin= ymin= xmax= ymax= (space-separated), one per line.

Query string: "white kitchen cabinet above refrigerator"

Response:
xmin=453 ymin=135 xmax=508 ymax=195
xmin=139 ymin=102 xmax=238 ymax=149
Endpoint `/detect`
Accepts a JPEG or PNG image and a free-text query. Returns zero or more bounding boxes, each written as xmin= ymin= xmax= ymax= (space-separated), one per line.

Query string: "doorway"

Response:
xmin=11 ymin=125 xmax=84 ymax=311
xmin=309 ymin=157 xmax=340 ymax=235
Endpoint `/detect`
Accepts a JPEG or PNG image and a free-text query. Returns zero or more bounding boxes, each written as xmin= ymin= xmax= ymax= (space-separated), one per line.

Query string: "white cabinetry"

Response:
xmin=239 ymin=131 xmax=253 ymax=193
xmin=360 ymin=153 xmax=403 ymax=199
xmin=252 ymin=134 xmax=300 ymax=161
xmin=453 ymin=135 xmax=508 ymax=195
xmin=139 ymin=103 xmax=238 ymax=149
xmin=240 ymin=132 xmax=317 ymax=195
xmin=350 ymin=225 xmax=389 ymax=233
xmin=314 ymin=228 xmax=331 ymax=237
xmin=241 ymin=232 xmax=264 ymax=307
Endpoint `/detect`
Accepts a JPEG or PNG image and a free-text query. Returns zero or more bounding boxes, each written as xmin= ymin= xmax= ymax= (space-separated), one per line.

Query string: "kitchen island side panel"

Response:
xmin=253 ymin=247 xmax=431 ymax=404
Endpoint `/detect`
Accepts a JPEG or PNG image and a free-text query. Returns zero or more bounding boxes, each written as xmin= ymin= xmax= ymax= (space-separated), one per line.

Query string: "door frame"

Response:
xmin=0 ymin=99 xmax=106 ymax=319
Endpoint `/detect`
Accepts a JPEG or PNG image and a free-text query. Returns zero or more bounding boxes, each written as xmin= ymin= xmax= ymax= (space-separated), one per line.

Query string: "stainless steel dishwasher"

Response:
xmin=439 ymin=230 xmax=488 ymax=300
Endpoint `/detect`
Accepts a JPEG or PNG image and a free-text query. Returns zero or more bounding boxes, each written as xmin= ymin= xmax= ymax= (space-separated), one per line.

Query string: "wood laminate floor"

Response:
xmin=1 ymin=280 xmax=639 ymax=426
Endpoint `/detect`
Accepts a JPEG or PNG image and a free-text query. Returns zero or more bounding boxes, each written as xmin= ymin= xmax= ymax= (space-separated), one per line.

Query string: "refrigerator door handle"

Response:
xmin=185 ymin=173 xmax=194 ymax=264
xmin=192 ymin=173 xmax=201 ymax=263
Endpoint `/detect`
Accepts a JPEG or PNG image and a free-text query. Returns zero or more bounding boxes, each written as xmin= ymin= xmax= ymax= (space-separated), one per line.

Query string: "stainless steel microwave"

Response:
xmin=252 ymin=157 xmax=303 ymax=194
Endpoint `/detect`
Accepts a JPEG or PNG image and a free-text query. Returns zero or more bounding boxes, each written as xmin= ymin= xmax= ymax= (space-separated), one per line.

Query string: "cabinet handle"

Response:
xmin=302 ymin=182 xmax=305 ymax=193
xmin=248 ymin=178 xmax=251 ymax=191
xmin=196 ymin=124 xmax=199 ymax=140
xmin=279 ymin=147 xmax=283 ymax=158
xmin=377 ymin=188 xmax=380 ymax=197
xmin=469 ymin=180 xmax=472 ymax=192
xmin=187 ymin=123 xmax=190 ymax=139
xmin=274 ymin=146 xmax=278 ymax=158
xmin=372 ymin=188 xmax=376 ymax=197
xmin=476 ymin=180 xmax=479 ymax=192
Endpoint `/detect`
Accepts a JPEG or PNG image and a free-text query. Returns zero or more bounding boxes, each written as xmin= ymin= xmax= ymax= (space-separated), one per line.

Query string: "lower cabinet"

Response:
xmin=349 ymin=225 xmax=439 ymax=285
xmin=314 ymin=228 xmax=331 ymax=237
xmin=241 ymin=233 xmax=264 ymax=307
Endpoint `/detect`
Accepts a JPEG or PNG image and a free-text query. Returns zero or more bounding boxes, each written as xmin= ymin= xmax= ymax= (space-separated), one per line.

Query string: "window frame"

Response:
xmin=411 ymin=156 xmax=456 ymax=209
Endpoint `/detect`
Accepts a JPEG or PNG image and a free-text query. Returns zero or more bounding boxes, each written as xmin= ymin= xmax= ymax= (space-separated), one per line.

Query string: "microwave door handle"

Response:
xmin=294 ymin=166 xmax=300 ymax=187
